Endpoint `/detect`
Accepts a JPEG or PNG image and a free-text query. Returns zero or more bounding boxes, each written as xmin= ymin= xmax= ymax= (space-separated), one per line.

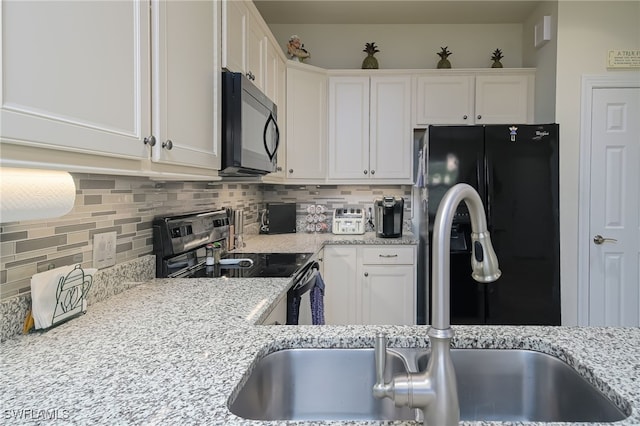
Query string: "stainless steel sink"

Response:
xmin=229 ymin=348 xmax=417 ymax=421
xmin=228 ymin=348 xmax=628 ymax=422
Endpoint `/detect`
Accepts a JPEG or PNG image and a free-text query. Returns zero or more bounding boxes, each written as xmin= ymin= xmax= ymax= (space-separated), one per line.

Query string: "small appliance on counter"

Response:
xmin=332 ymin=206 xmax=365 ymax=235
xmin=374 ymin=196 xmax=404 ymax=238
xmin=260 ymin=203 xmax=296 ymax=234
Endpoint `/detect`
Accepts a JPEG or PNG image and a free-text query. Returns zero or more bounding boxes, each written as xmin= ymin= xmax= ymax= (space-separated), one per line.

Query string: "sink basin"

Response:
xmin=229 ymin=348 xmax=417 ymax=421
xmin=417 ymin=349 xmax=627 ymax=422
xmin=229 ymin=348 xmax=628 ymax=422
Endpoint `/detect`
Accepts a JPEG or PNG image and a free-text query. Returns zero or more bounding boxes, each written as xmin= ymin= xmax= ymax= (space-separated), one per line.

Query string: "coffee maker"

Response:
xmin=374 ymin=197 xmax=404 ymax=238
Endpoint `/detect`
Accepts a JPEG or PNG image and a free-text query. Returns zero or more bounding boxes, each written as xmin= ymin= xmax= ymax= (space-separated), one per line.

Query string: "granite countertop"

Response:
xmin=231 ymin=231 xmax=418 ymax=254
xmin=2 ymin=276 xmax=639 ymax=425
xmin=2 ymin=233 xmax=639 ymax=425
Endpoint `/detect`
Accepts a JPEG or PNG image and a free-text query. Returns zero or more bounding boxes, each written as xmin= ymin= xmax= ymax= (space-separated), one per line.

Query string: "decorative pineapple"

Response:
xmin=437 ymin=47 xmax=452 ymax=69
xmin=362 ymin=42 xmax=380 ymax=69
xmin=491 ymin=48 xmax=504 ymax=68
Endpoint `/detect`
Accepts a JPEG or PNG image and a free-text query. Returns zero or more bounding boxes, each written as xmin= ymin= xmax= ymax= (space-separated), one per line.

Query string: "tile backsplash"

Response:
xmin=0 ymin=174 xmax=412 ymax=301
xmin=0 ymin=174 xmax=263 ymax=300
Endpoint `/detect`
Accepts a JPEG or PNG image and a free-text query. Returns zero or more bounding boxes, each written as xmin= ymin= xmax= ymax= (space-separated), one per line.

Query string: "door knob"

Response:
xmin=593 ymin=235 xmax=617 ymax=245
xmin=143 ymin=135 xmax=156 ymax=146
xmin=162 ymin=140 xmax=173 ymax=150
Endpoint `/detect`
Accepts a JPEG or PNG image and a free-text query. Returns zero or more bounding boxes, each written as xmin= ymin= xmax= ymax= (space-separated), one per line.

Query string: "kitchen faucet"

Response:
xmin=373 ymin=183 xmax=501 ymax=426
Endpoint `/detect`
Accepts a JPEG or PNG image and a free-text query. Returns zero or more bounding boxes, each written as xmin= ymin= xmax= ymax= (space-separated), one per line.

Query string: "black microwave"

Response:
xmin=221 ymin=71 xmax=280 ymax=176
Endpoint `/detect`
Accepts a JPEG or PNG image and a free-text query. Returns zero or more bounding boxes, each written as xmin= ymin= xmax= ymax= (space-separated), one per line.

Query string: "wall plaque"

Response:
xmin=607 ymin=50 xmax=640 ymax=69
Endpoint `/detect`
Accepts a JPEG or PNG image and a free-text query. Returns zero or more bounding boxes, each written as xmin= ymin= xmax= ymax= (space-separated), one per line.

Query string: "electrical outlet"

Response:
xmin=93 ymin=231 xmax=117 ymax=269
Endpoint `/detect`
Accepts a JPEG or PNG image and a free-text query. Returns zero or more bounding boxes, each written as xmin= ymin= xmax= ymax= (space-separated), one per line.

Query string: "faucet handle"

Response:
xmin=373 ymin=333 xmax=393 ymax=399
xmin=375 ymin=333 xmax=387 ymax=384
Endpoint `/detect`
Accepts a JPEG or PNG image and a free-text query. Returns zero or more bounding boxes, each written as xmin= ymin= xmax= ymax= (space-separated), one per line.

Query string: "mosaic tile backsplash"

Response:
xmin=0 ymin=174 xmax=413 ymax=301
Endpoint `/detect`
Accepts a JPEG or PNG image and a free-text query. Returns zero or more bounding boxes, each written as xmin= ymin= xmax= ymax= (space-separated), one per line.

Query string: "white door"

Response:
xmin=588 ymin=87 xmax=640 ymax=326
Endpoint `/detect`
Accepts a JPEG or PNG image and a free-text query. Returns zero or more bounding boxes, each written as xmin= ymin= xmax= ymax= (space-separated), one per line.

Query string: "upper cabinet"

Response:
xmin=286 ymin=62 xmax=327 ymax=180
xmin=151 ymin=0 xmax=220 ymax=170
xmin=1 ymin=1 xmax=150 ymax=160
xmin=222 ymin=0 xmax=268 ymax=92
xmin=413 ymin=70 xmax=534 ymax=126
xmin=1 ymin=0 xmax=221 ymax=177
xmin=328 ymin=73 xmax=412 ymax=183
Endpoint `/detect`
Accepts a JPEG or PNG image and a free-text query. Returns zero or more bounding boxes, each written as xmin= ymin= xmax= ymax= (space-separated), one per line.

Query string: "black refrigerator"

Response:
xmin=425 ymin=124 xmax=560 ymax=325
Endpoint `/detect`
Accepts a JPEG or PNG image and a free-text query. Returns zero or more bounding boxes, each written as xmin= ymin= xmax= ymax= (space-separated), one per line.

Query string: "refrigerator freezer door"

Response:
xmin=427 ymin=125 xmax=486 ymax=325
xmin=427 ymin=126 xmax=485 ymax=225
xmin=483 ymin=124 xmax=560 ymax=325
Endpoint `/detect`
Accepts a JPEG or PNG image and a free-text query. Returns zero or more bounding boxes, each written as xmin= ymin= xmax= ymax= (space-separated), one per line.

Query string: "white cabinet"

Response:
xmin=286 ymin=63 xmax=327 ymax=180
xmin=322 ymin=246 xmax=359 ymax=325
xmin=413 ymin=70 xmax=534 ymax=126
xmin=221 ymin=0 xmax=266 ymax=91
xmin=151 ymin=0 xmax=220 ymax=170
xmin=322 ymin=245 xmax=416 ymax=325
xmin=263 ymin=39 xmax=288 ymax=180
xmin=221 ymin=0 xmax=247 ymax=75
xmin=1 ymin=0 xmax=221 ymax=177
xmin=1 ymin=0 xmax=150 ymax=160
xmin=360 ymin=247 xmax=416 ymax=325
xmin=474 ymin=74 xmax=533 ymax=124
xmin=262 ymin=293 xmax=287 ymax=325
xmin=328 ymin=74 xmax=412 ymax=183
xmin=414 ymin=75 xmax=474 ymax=125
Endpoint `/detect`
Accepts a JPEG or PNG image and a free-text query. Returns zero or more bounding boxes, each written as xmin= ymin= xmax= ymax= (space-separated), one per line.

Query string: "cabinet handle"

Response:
xmin=477 ymin=115 xmax=482 ymax=120
xmin=364 ymin=272 xmax=369 ymax=277
xmin=379 ymin=254 xmax=398 ymax=258
xmin=364 ymin=170 xmax=368 ymax=175
xmin=371 ymin=170 xmax=375 ymax=175
xmin=289 ymin=169 xmax=294 ymax=174
xmin=276 ymin=166 xmax=282 ymax=172
xmin=463 ymin=115 xmax=468 ymax=120
xmin=162 ymin=140 xmax=173 ymax=150
xmin=143 ymin=135 xmax=156 ymax=146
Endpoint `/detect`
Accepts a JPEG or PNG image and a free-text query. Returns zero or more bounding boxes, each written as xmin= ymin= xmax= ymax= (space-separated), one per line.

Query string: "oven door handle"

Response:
xmin=291 ymin=269 xmax=319 ymax=298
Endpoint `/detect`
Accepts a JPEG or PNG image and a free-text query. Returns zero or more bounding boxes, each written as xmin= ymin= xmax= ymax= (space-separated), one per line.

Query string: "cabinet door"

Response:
xmin=151 ymin=0 xmax=220 ymax=170
xmin=361 ymin=264 xmax=415 ymax=325
xmin=322 ymin=246 xmax=358 ymax=325
xmin=414 ymin=75 xmax=474 ymax=125
xmin=269 ymin=51 xmax=288 ymax=179
xmin=221 ymin=0 xmax=247 ymax=73
xmin=286 ymin=65 xmax=327 ymax=180
xmin=474 ymin=74 xmax=532 ymax=124
xmin=370 ymin=75 xmax=412 ymax=180
xmin=328 ymin=76 xmax=370 ymax=179
xmin=1 ymin=0 xmax=150 ymax=159
xmin=246 ymin=13 xmax=265 ymax=90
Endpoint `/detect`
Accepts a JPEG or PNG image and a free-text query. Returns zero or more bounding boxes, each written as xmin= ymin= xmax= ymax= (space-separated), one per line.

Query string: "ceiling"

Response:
xmin=253 ymin=1 xmax=543 ymax=25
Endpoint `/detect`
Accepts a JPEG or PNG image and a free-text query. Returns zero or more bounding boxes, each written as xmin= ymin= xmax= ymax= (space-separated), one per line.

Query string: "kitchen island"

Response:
xmin=1 ymin=272 xmax=639 ymax=425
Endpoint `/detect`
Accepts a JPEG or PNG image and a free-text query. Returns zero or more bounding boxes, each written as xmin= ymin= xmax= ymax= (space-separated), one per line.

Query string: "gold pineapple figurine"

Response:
xmin=437 ymin=47 xmax=452 ymax=69
xmin=362 ymin=42 xmax=380 ymax=69
xmin=491 ymin=48 xmax=504 ymax=68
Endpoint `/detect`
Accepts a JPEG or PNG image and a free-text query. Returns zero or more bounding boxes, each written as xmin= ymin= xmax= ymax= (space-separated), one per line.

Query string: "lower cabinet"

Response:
xmin=322 ymin=245 xmax=416 ymax=325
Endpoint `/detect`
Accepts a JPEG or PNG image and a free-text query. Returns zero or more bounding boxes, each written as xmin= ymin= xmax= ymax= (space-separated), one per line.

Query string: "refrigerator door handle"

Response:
xmin=484 ymin=156 xmax=492 ymax=226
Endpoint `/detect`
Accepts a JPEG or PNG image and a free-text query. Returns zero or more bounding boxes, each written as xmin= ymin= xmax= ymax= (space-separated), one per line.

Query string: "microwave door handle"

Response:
xmin=263 ymin=112 xmax=279 ymax=161
xmin=273 ymin=116 xmax=280 ymax=157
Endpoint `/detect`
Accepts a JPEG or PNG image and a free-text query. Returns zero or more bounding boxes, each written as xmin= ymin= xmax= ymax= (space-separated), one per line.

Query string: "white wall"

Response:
xmin=522 ymin=1 xmax=558 ymax=123
xmin=555 ymin=1 xmax=640 ymax=325
xmin=269 ymin=23 xmax=524 ymax=69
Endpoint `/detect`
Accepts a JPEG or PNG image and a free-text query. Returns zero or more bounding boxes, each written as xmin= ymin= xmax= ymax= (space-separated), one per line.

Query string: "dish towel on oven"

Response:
xmin=310 ymin=273 xmax=325 ymax=325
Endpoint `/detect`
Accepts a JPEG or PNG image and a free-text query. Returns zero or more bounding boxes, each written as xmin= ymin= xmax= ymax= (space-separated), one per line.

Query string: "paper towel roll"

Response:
xmin=0 ymin=168 xmax=76 ymax=223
